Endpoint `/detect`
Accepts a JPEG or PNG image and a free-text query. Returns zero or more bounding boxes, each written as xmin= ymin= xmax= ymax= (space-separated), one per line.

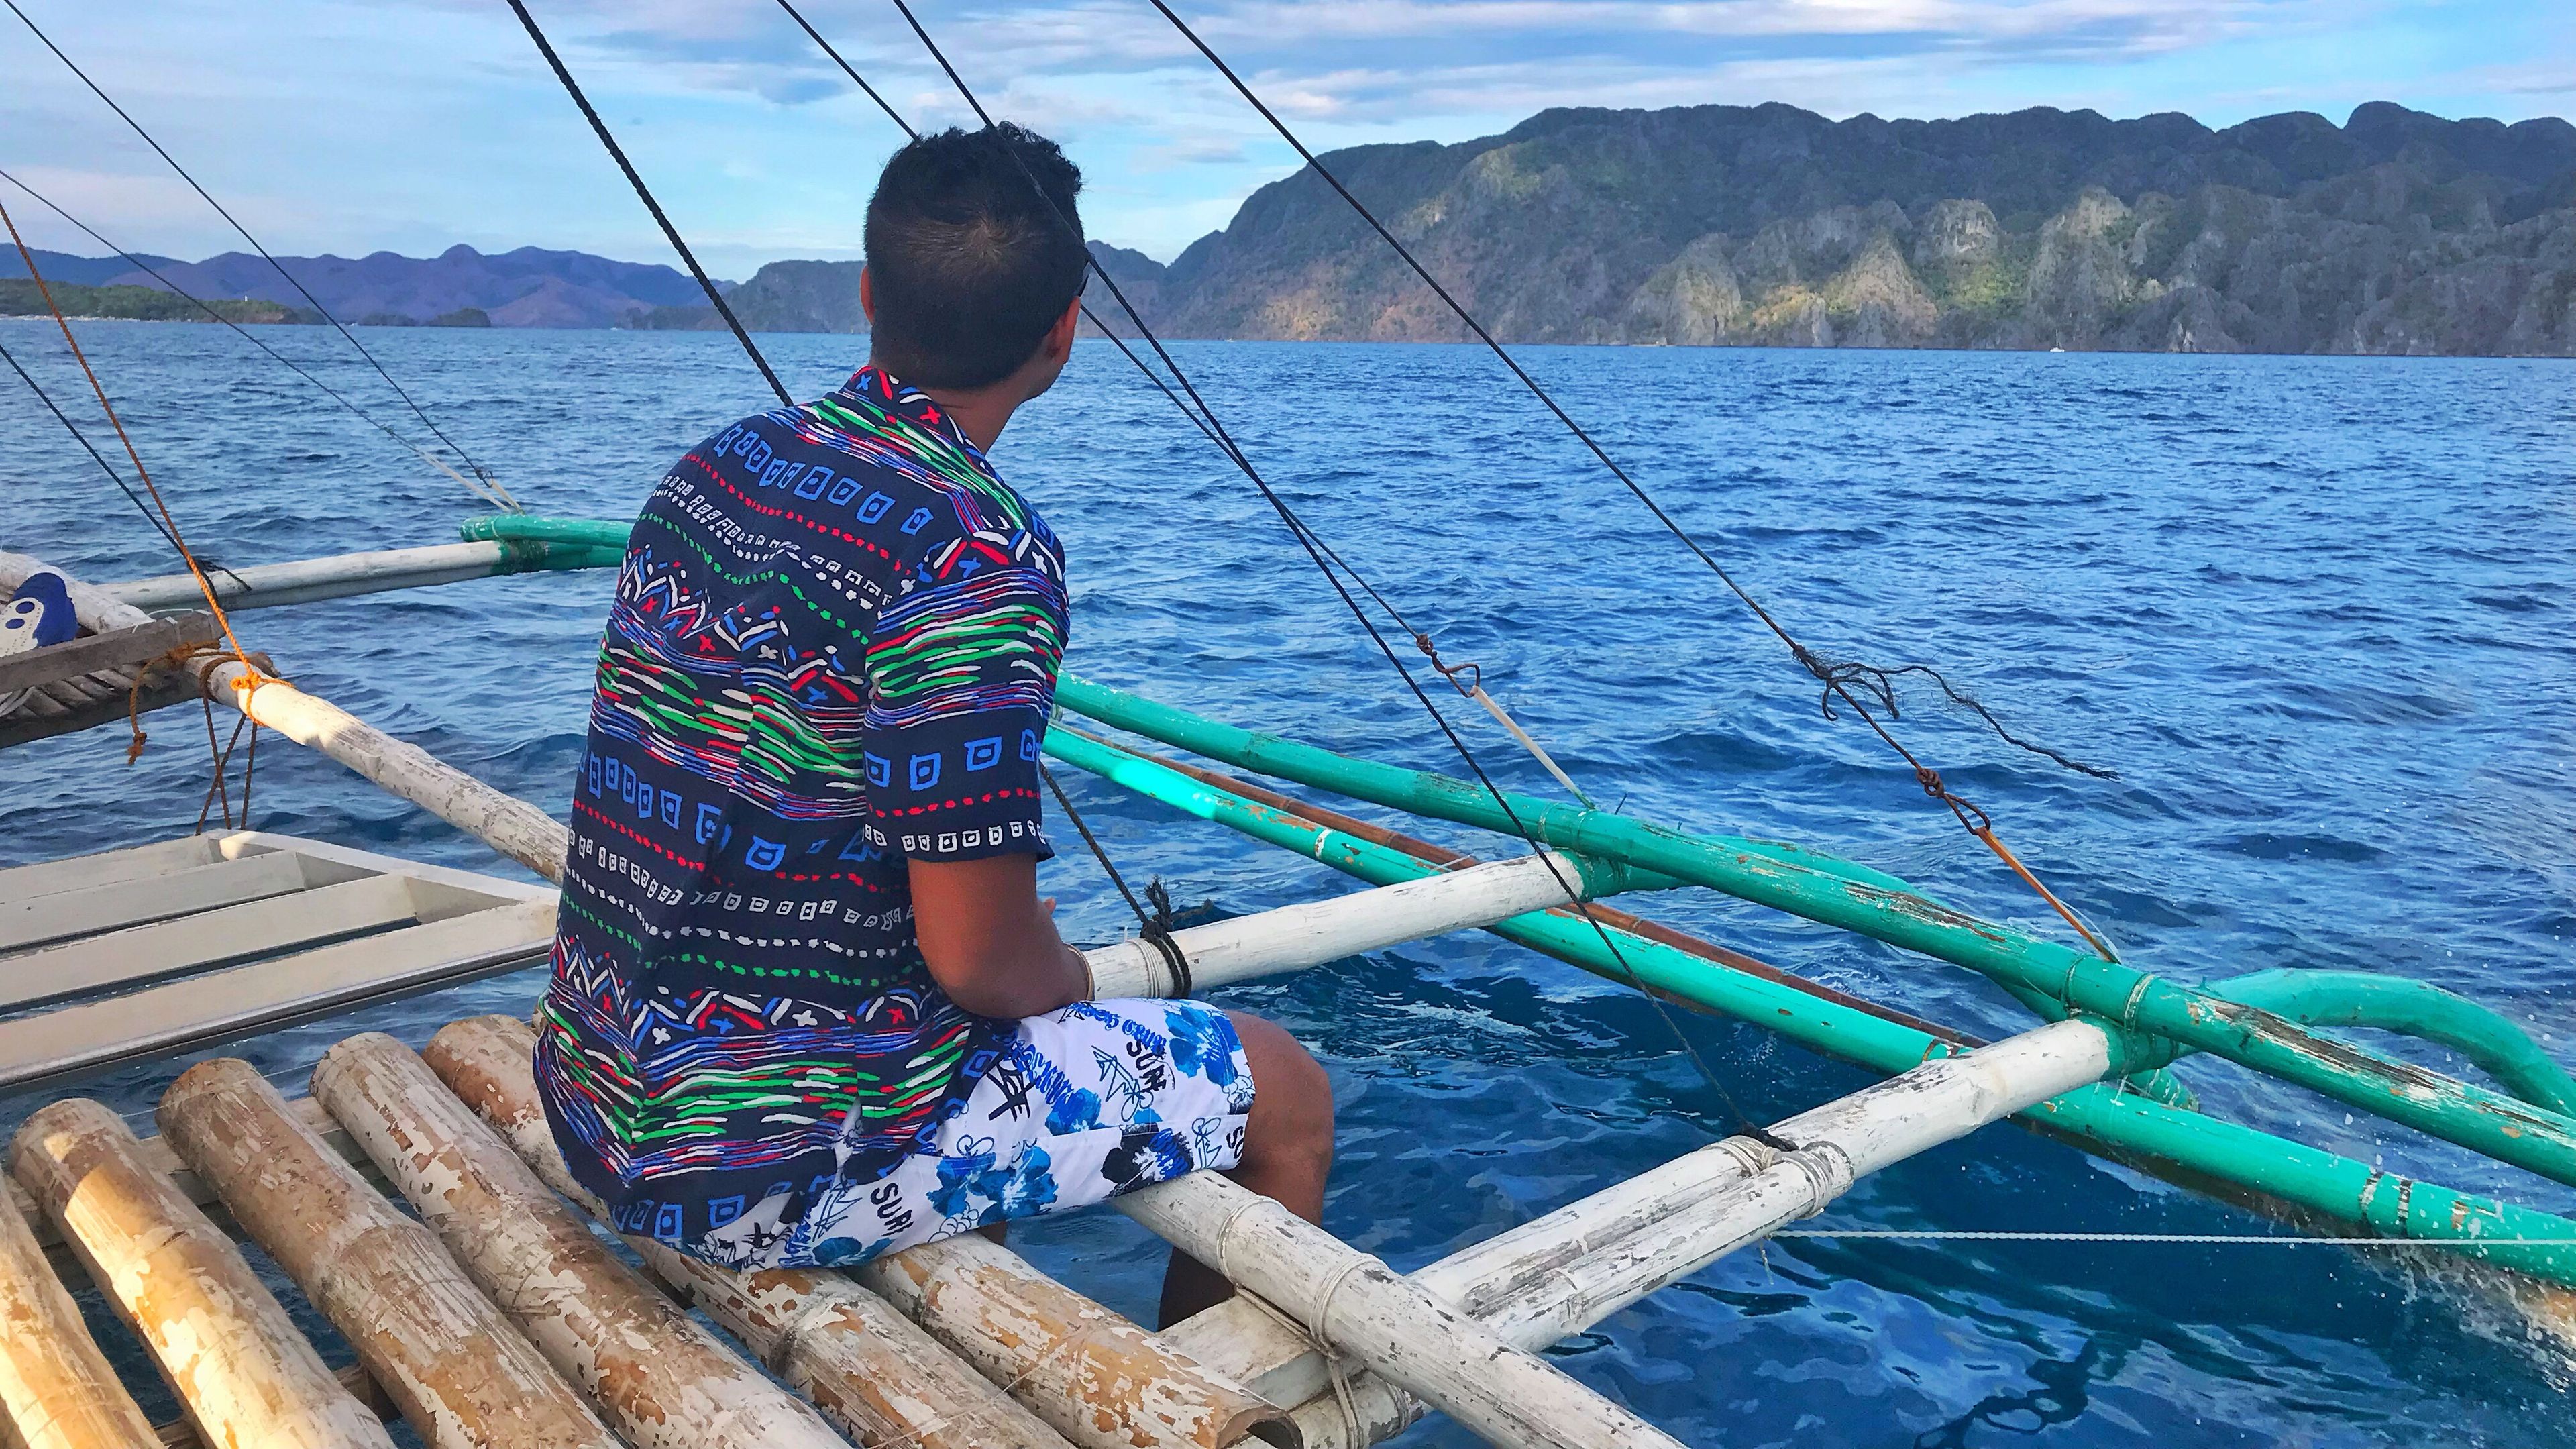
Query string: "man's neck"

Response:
xmin=873 ymin=356 xmax=1024 ymax=451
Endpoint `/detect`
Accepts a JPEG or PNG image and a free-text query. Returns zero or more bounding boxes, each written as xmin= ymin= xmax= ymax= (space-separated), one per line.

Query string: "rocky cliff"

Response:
xmin=1124 ymin=101 xmax=2576 ymax=354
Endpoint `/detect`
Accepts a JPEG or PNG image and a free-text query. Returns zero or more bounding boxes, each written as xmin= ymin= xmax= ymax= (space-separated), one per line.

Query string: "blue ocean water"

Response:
xmin=1 ymin=317 xmax=2571 ymax=1446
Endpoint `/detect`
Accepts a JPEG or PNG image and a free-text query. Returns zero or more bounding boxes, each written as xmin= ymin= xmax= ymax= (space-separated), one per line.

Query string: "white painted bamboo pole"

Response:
xmin=309 ymin=1033 xmax=849 ymax=1449
xmin=1083 ymin=851 xmax=1589 ymax=998
xmin=105 ymin=542 xmax=564 ymax=614
xmin=421 ymin=1016 xmax=1081 ymax=1449
xmin=10 ymin=1099 xmax=398 ymax=1449
xmin=156 ymin=1059 xmax=619 ymax=1449
xmin=1212 ymin=1018 xmax=2120 ymax=1447
xmin=1 ymin=552 xmax=567 ymax=882
xmin=0 ymin=1177 xmax=162 ymax=1449
xmin=1114 ymin=1174 xmax=1687 ymax=1449
xmin=854 ymin=1230 xmax=1289 ymax=1449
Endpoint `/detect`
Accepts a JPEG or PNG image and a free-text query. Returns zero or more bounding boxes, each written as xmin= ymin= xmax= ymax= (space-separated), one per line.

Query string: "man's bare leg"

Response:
xmin=1156 ymin=1011 xmax=1334 ymax=1328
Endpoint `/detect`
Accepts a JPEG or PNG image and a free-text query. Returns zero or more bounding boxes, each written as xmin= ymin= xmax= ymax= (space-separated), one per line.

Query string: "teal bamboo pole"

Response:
xmin=460 ymin=515 xmax=633 ymax=555
xmin=1042 ymin=727 xmax=2576 ymax=1289
xmin=1052 ymin=674 xmax=2576 ymax=1191
xmin=2214 ymin=970 xmax=2576 ymax=1116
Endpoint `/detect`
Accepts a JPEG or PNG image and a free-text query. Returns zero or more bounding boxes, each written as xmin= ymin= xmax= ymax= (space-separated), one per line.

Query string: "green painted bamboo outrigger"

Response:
xmin=477 ymin=514 xmax=2576 ymax=1297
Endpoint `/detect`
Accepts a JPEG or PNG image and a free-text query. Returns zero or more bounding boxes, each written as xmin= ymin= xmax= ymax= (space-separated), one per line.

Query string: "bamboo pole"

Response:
xmin=155 ymin=1059 xmax=616 ymax=1449
xmin=1146 ymin=1020 xmax=2115 ymax=1449
xmin=9 ymin=1099 xmax=396 ymax=1449
xmin=421 ymin=1016 xmax=1079 ymax=1449
xmin=107 ymin=541 xmax=619 ymax=615
xmin=0 ymin=1177 xmax=160 ymax=1449
xmin=1085 ymin=851 xmax=1615 ymax=997
xmin=1049 ymin=722 xmax=2576 ymax=1292
xmin=307 ymin=1034 xmax=848 ymax=1449
xmin=0 ymin=553 xmax=567 ymax=882
xmin=1052 ymin=675 xmax=2576 ymax=1191
xmin=852 ymin=1232 xmax=1290 ymax=1449
xmin=1113 ymin=1171 xmax=1686 ymax=1449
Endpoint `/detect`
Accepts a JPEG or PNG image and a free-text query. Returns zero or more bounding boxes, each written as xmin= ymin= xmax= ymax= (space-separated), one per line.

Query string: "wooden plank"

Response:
xmin=0 ymin=668 xmax=201 ymax=751
xmin=0 ymin=875 xmax=425 ymax=1013
xmin=0 ymin=898 xmax=556 ymax=1093
xmin=215 ymin=833 xmax=553 ymax=904
xmin=0 ymin=837 xmax=226 ymax=904
xmin=0 ymin=614 xmax=216 ymax=696
xmin=0 ymin=853 xmax=352 ymax=955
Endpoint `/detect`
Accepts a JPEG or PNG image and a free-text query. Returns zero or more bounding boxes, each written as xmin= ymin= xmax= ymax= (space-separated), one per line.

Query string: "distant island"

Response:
xmin=9 ymin=101 xmax=2571 ymax=355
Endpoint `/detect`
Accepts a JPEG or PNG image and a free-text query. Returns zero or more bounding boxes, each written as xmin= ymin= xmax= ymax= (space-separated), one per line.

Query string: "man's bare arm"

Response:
xmin=909 ymin=853 xmax=1089 ymax=1018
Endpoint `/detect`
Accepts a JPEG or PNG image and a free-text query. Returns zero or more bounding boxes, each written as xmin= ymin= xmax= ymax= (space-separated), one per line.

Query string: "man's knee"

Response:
xmin=1228 ymin=1010 xmax=1332 ymax=1153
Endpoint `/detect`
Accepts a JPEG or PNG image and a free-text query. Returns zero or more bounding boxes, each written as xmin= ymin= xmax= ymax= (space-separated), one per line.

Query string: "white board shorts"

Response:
xmin=694 ymin=998 xmax=1256 ymax=1270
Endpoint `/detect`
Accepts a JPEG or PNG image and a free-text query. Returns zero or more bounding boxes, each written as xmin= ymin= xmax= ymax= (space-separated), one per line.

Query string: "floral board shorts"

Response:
xmin=694 ymin=998 xmax=1256 ymax=1270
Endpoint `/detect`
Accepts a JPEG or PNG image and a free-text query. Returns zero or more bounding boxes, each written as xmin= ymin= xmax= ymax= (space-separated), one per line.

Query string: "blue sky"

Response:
xmin=3 ymin=0 xmax=2571 ymax=275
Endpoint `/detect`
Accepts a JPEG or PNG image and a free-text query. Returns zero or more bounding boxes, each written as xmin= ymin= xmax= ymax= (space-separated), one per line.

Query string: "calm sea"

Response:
xmin=3 ymin=319 xmax=2571 ymax=1446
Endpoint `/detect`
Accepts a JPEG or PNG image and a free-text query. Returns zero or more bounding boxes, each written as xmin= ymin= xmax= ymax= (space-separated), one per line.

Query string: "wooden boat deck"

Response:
xmin=0 ymin=833 xmax=554 ymax=1095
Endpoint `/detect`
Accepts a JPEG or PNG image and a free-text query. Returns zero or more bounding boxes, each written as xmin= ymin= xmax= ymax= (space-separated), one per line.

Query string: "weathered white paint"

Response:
xmin=312 ymin=1032 xmax=849 ymax=1449
xmin=855 ymin=1229 xmax=1289 ymax=1449
xmin=1 ymin=553 xmax=570 ymax=882
xmin=1116 ymin=1173 xmax=1688 ymax=1449
xmin=1083 ymin=852 xmax=1589 ymax=998
xmin=11 ymin=1099 xmax=397 ymax=1449
xmin=0 ymin=1175 xmax=161 ymax=1449
xmin=106 ymin=542 xmax=539 ymax=614
xmin=157 ymin=1058 xmax=619 ymax=1449
xmin=421 ymin=1015 xmax=1078 ymax=1449
xmin=1216 ymin=1019 xmax=2120 ymax=1447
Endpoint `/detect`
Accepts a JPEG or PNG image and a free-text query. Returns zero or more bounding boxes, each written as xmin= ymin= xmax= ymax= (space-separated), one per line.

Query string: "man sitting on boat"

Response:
xmin=531 ymin=123 xmax=1332 ymax=1324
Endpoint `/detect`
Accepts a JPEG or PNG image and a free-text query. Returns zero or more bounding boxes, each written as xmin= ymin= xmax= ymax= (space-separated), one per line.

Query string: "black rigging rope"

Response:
xmin=855 ymin=0 xmax=1790 ymax=1144
xmin=502 ymin=0 xmax=790 ymax=409
xmin=0 ymin=166 xmax=494 ymax=504
xmin=1141 ymin=0 xmax=2123 ymax=960
xmin=0 ymin=333 xmax=189 ymax=558
xmin=504 ymin=0 xmax=1184 ymax=969
xmin=3 ymin=0 xmax=510 ymax=505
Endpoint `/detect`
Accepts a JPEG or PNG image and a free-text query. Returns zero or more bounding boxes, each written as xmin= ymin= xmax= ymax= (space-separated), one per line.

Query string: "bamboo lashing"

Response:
xmin=421 ymin=1016 xmax=1077 ymax=1449
xmin=10 ymin=1099 xmax=397 ymax=1449
xmin=308 ymin=1033 xmax=849 ymax=1449
xmin=156 ymin=1059 xmax=617 ymax=1449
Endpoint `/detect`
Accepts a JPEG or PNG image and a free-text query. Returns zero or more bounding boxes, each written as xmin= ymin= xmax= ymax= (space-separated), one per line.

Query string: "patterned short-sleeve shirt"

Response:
xmin=535 ymin=366 xmax=1067 ymax=1246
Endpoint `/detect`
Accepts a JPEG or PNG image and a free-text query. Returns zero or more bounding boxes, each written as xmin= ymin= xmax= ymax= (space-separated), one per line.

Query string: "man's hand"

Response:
xmin=909 ymin=853 xmax=1090 ymax=1019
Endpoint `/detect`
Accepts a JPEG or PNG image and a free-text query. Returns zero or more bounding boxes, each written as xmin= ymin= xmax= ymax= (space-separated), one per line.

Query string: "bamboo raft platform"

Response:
xmin=7 ymin=531 xmax=2576 ymax=1448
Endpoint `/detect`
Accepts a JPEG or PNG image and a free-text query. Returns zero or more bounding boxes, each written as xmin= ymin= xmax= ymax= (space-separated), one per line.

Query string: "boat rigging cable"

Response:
xmin=498 ymin=0 xmax=1214 ymax=989
xmin=816 ymin=0 xmax=1794 ymax=1144
xmin=1 ymin=0 xmax=518 ymax=513
xmin=1 ymin=193 xmax=277 ymax=807
xmin=506 ymin=0 xmax=1786 ymax=1144
xmin=0 ymin=166 xmax=518 ymax=511
xmin=1143 ymin=0 xmax=2124 ymax=962
xmin=0 ymin=335 xmax=189 ymax=559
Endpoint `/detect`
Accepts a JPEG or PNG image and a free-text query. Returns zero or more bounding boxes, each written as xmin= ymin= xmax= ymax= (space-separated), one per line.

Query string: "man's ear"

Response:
xmin=859 ymin=265 xmax=877 ymax=326
xmin=1045 ymin=295 xmax=1081 ymax=359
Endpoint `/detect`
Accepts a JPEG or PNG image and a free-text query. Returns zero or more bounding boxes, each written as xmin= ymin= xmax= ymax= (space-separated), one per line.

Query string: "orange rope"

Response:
xmin=1974 ymin=826 xmax=2122 ymax=963
xmin=0 ymin=195 xmax=275 ymax=698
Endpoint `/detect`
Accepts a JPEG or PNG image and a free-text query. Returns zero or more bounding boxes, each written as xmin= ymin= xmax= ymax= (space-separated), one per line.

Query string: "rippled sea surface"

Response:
xmin=3 ymin=319 xmax=2571 ymax=1446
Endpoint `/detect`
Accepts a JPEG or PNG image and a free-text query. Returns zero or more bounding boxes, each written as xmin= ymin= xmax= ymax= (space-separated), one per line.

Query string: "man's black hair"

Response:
xmin=865 ymin=123 xmax=1087 ymax=392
